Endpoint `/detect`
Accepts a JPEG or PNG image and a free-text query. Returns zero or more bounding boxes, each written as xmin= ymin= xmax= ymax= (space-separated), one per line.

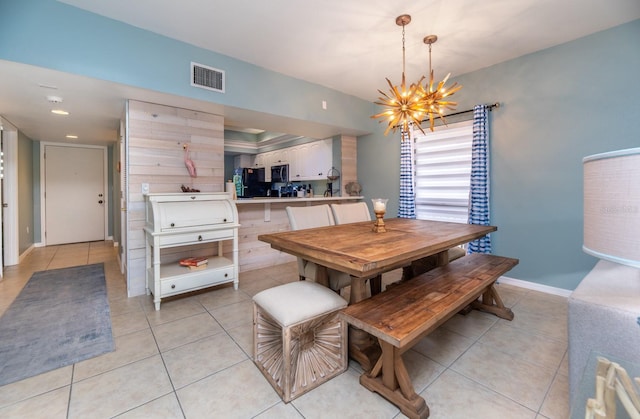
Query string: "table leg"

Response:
xmin=348 ymin=276 xmax=382 ymax=371
xmin=348 ymin=327 xmax=381 ymax=372
xmin=314 ymin=264 xmax=330 ymax=288
xmin=360 ymin=341 xmax=429 ymax=419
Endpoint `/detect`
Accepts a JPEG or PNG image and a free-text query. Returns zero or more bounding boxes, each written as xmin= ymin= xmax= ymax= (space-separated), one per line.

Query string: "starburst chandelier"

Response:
xmin=371 ymin=15 xmax=426 ymax=137
xmin=417 ymin=35 xmax=462 ymax=132
xmin=371 ymin=15 xmax=462 ymax=138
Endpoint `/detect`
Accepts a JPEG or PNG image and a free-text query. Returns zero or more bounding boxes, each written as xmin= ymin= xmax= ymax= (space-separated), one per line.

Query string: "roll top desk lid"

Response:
xmin=145 ymin=193 xmax=239 ymax=233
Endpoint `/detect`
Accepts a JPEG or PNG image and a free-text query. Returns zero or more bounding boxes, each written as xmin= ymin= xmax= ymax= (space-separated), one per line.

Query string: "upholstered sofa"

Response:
xmin=567 ymin=259 xmax=640 ymax=404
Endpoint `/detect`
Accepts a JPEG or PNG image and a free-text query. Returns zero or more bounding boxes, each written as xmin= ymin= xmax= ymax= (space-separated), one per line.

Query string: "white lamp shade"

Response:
xmin=583 ymin=147 xmax=640 ymax=268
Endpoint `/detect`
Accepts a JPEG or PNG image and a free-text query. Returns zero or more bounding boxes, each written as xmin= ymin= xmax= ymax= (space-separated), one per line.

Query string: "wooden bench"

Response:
xmin=340 ymin=253 xmax=519 ymax=419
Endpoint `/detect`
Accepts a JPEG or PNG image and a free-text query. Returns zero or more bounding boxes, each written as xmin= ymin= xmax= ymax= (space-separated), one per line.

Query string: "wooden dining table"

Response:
xmin=258 ymin=217 xmax=497 ymax=370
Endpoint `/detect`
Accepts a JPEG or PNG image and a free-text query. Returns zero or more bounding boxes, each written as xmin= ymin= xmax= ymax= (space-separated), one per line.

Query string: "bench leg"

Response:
xmin=471 ymin=284 xmax=514 ymax=320
xmin=360 ymin=340 xmax=430 ymax=419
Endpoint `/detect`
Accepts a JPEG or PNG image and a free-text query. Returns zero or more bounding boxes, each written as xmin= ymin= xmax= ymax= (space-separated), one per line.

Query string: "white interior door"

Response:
xmin=1 ymin=118 xmax=18 ymax=268
xmin=44 ymin=145 xmax=106 ymax=245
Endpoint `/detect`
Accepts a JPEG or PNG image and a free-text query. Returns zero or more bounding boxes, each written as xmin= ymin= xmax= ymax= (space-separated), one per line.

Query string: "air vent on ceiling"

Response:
xmin=191 ymin=62 xmax=225 ymax=93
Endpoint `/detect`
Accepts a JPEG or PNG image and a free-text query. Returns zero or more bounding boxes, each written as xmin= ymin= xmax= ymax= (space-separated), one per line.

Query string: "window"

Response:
xmin=413 ymin=120 xmax=473 ymax=224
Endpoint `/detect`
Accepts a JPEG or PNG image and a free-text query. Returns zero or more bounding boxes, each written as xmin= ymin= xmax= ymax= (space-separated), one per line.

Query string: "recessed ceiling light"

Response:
xmin=51 ymin=109 xmax=69 ymax=115
xmin=65 ymin=135 xmax=78 ymax=139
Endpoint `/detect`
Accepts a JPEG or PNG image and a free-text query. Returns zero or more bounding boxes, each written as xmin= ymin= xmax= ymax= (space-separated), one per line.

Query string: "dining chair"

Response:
xmin=285 ymin=205 xmax=352 ymax=293
xmin=330 ymin=201 xmax=371 ymax=224
xmin=329 ymin=202 xmax=382 ymax=296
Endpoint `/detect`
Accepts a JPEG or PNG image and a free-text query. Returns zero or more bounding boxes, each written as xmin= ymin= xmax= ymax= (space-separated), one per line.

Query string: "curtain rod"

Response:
xmin=432 ymin=102 xmax=500 ymax=121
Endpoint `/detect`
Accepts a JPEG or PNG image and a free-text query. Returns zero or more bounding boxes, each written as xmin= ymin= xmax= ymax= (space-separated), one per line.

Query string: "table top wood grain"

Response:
xmin=258 ymin=218 xmax=496 ymax=278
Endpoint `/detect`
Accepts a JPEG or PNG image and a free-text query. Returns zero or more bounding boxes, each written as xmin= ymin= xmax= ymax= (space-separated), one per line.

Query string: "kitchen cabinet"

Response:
xmin=290 ymin=139 xmax=332 ymax=181
xmin=253 ymin=153 xmax=266 ymax=169
xmin=234 ymin=154 xmax=254 ymax=168
xmin=144 ymin=193 xmax=239 ymax=310
xmin=254 ymin=138 xmax=332 ymax=181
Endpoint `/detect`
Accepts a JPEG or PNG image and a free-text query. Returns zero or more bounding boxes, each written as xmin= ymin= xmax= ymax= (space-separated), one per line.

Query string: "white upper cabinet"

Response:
xmin=289 ymin=139 xmax=332 ymax=181
xmin=256 ymin=138 xmax=332 ymax=182
xmin=253 ymin=153 xmax=266 ymax=168
xmin=233 ymin=154 xmax=254 ymax=169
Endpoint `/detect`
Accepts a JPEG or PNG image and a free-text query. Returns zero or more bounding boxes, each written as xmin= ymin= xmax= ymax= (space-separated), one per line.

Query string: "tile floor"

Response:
xmin=0 ymin=241 xmax=570 ymax=418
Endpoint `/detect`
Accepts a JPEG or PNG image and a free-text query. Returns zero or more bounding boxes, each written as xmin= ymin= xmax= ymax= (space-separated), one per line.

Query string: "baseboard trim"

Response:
xmin=17 ymin=244 xmax=36 ymax=264
xmin=498 ymin=276 xmax=572 ymax=298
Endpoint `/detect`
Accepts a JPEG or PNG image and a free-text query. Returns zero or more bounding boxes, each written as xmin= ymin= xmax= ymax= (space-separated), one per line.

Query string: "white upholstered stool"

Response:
xmin=253 ymin=281 xmax=348 ymax=402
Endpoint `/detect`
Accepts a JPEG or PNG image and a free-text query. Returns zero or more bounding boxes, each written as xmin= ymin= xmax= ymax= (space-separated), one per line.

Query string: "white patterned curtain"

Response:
xmin=467 ymin=104 xmax=492 ymax=253
xmin=398 ymin=129 xmax=416 ymax=218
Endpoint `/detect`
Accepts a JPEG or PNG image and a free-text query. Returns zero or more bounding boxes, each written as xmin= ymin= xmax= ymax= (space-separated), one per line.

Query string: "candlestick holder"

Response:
xmin=371 ymin=198 xmax=388 ymax=233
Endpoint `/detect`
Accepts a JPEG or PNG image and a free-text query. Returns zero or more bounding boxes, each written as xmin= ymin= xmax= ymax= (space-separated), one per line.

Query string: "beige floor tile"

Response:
xmin=411 ymin=327 xmax=475 ymax=367
xmin=68 ymin=355 xmax=173 ymax=418
xmin=47 ymin=259 xmax=90 ymax=270
xmin=512 ymin=291 xmax=568 ymax=318
xmin=152 ymin=312 xmax=223 ymax=352
xmin=479 ymin=321 xmax=567 ymax=370
xmin=226 ymin=322 xmax=254 ymax=357
xmin=162 ymin=333 xmax=247 ymax=389
xmin=0 ymin=366 xmax=72 ymax=408
xmin=240 ymin=268 xmax=274 ymax=284
xmin=253 ymin=401 xmax=305 ymax=418
xmin=108 ymin=295 xmax=145 ymax=317
xmin=208 ymin=299 xmax=254 ymax=329
xmin=424 ymin=369 xmax=537 ymax=419
xmin=177 ymin=359 xmax=281 ymax=418
xmin=539 ymin=372 xmax=569 ymax=419
xmin=402 ymin=350 xmax=446 ymax=394
xmin=559 ymin=350 xmax=569 ymax=377
xmin=451 ymin=341 xmax=556 ymax=410
xmin=291 ymin=368 xmax=400 ymax=418
xmin=0 ymin=386 xmax=70 ymax=419
xmin=240 ymin=277 xmax=284 ymax=297
xmin=73 ymin=328 xmax=159 ymax=382
xmin=197 ymin=285 xmax=251 ymax=310
xmin=143 ymin=296 xmax=206 ymax=326
xmin=110 ymin=309 xmax=150 ymax=337
xmin=116 ymin=393 xmax=184 ymax=418
xmin=442 ymin=309 xmax=498 ymax=339
xmin=263 ymin=262 xmax=300 ymax=284
xmin=507 ymin=304 xmax=568 ymax=343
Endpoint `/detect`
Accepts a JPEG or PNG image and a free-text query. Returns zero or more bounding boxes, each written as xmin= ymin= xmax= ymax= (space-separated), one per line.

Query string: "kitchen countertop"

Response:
xmin=235 ymin=196 xmax=363 ymax=204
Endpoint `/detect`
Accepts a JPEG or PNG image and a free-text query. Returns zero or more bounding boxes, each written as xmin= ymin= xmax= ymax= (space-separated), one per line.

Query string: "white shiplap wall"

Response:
xmin=126 ymin=100 xmax=225 ymax=296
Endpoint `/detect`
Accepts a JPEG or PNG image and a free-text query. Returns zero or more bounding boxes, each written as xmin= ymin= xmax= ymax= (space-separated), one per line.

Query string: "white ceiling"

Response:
xmin=1 ymin=0 xmax=639 ymax=145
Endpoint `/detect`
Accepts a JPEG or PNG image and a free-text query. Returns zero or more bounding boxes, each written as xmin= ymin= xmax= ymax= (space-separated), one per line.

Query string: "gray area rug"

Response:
xmin=0 ymin=263 xmax=115 ymax=386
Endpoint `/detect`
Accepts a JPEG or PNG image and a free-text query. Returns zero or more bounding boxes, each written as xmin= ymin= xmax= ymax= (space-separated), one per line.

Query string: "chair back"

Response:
xmin=286 ymin=205 xmax=335 ymax=230
xmin=330 ymin=202 xmax=371 ymax=224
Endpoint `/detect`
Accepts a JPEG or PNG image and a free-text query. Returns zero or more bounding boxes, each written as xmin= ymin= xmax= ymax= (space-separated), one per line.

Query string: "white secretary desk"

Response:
xmin=144 ymin=192 xmax=240 ymax=310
